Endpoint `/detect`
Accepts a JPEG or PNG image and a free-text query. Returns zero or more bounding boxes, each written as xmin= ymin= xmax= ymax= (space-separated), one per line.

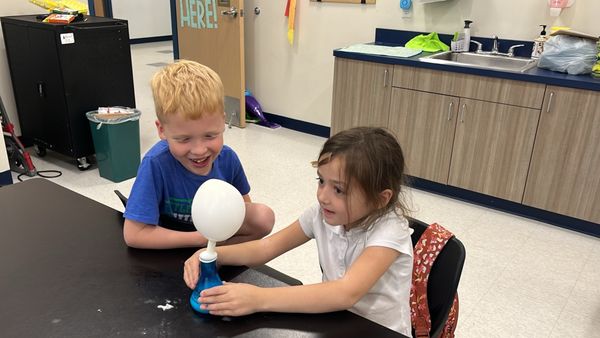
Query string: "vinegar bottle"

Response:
xmin=189 ymin=256 xmax=223 ymax=314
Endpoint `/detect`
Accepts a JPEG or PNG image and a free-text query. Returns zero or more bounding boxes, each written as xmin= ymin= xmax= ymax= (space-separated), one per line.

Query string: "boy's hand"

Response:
xmin=183 ymin=250 xmax=202 ymax=289
xmin=198 ymin=282 xmax=262 ymax=316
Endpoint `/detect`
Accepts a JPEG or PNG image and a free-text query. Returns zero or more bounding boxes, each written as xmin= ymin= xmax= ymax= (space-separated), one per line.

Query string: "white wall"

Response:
xmin=0 ymin=1 xmax=170 ymax=135
xmin=0 ymin=125 xmax=8 ymax=174
xmin=111 ymin=0 xmax=171 ymax=39
xmin=1 ymin=0 xmax=598 ymax=133
xmin=0 ymin=1 xmax=43 ymax=135
xmin=244 ymin=0 xmax=600 ymax=127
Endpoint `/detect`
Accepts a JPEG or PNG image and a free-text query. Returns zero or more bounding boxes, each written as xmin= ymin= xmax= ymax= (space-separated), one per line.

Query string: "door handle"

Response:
xmin=546 ymin=92 xmax=554 ymax=113
xmin=37 ymin=82 xmax=45 ymax=98
xmin=460 ymin=103 xmax=466 ymax=123
xmin=383 ymin=69 xmax=389 ymax=87
xmin=447 ymin=101 xmax=454 ymax=121
xmin=222 ymin=7 xmax=238 ymax=18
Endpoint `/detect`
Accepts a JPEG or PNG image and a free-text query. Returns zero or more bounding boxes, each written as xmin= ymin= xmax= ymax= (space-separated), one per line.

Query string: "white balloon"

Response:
xmin=191 ymin=179 xmax=246 ymax=242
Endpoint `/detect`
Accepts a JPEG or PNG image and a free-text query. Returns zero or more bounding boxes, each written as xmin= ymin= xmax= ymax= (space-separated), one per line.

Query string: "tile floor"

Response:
xmin=11 ymin=41 xmax=600 ymax=337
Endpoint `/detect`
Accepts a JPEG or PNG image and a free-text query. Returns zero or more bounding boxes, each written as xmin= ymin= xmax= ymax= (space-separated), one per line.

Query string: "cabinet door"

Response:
xmin=331 ymin=58 xmax=392 ymax=135
xmin=449 ymin=98 xmax=540 ymax=202
xmin=389 ymin=88 xmax=459 ymax=184
xmin=28 ymin=27 xmax=73 ymax=155
xmin=523 ymin=86 xmax=600 ymax=223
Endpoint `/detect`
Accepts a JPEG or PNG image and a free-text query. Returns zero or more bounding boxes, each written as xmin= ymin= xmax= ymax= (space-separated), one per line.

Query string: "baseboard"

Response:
xmin=0 ymin=170 xmax=13 ymax=186
xmin=262 ymin=112 xmax=330 ymax=138
xmin=409 ymin=176 xmax=600 ymax=238
xmin=130 ymin=36 xmax=173 ymax=45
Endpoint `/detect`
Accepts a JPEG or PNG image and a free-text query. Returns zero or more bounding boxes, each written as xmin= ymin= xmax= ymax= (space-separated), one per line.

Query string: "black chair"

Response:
xmin=408 ymin=217 xmax=466 ymax=338
xmin=114 ymin=190 xmax=128 ymax=207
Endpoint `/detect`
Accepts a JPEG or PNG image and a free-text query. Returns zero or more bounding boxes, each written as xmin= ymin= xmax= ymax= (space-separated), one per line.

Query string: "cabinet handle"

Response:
xmin=383 ymin=69 xmax=389 ymax=87
xmin=447 ymin=101 xmax=454 ymax=121
xmin=37 ymin=82 xmax=45 ymax=98
xmin=460 ymin=103 xmax=466 ymax=123
xmin=546 ymin=92 xmax=554 ymax=113
xmin=67 ymin=22 xmax=128 ymax=31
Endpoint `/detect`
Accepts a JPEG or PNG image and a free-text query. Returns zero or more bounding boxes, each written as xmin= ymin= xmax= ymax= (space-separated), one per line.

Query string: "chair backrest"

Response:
xmin=408 ymin=217 xmax=466 ymax=338
xmin=114 ymin=190 xmax=128 ymax=207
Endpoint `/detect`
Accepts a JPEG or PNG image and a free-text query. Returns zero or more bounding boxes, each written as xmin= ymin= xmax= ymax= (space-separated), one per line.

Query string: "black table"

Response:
xmin=0 ymin=179 xmax=405 ymax=337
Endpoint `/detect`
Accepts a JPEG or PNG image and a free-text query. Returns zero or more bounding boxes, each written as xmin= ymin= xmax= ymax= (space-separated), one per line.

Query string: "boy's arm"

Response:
xmin=123 ymin=219 xmax=207 ymax=249
xmin=199 ymin=245 xmax=401 ymax=316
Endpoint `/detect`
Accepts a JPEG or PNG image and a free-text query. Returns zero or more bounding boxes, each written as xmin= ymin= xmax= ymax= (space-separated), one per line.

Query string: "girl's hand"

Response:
xmin=183 ymin=251 xmax=202 ymax=289
xmin=199 ymin=282 xmax=263 ymax=316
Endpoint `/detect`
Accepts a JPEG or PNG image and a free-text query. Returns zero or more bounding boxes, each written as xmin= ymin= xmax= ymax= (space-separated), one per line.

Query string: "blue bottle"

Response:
xmin=190 ymin=257 xmax=222 ymax=314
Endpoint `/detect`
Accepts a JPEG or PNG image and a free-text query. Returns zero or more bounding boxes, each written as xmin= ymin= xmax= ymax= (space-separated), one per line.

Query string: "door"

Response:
xmin=388 ymin=88 xmax=459 ymax=184
xmin=523 ymin=86 xmax=600 ymax=223
xmin=92 ymin=0 xmax=106 ymax=16
xmin=175 ymin=0 xmax=245 ymax=127
xmin=331 ymin=58 xmax=392 ymax=135
xmin=448 ymin=98 xmax=540 ymax=203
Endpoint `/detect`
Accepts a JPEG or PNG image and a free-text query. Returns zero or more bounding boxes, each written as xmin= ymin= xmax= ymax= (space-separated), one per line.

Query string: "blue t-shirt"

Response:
xmin=123 ymin=140 xmax=250 ymax=231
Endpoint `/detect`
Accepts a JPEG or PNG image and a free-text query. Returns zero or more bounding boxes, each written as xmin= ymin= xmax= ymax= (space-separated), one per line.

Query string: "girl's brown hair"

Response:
xmin=315 ymin=127 xmax=408 ymax=229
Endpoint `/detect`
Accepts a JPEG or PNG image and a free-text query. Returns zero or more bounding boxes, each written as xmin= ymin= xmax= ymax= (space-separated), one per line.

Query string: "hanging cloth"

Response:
xmin=285 ymin=0 xmax=297 ymax=45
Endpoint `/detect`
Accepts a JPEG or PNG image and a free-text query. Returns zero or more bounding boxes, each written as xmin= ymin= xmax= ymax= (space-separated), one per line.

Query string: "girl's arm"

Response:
xmin=199 ymin=244 xmax=401 ymax=316
xmin=183 ymin=220 xmax=310 ymax=289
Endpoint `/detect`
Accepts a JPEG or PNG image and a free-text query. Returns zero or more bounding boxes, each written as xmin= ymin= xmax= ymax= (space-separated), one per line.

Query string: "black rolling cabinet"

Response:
xmin=1 ymin=15 xmax=135 ymax=169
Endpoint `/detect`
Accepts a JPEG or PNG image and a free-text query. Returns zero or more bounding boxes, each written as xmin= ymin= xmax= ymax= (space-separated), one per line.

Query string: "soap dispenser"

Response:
xmin=463 ymin=20 xmax=473 ymax=51
xmin=531 ymin=25 xmax=547 ymax=58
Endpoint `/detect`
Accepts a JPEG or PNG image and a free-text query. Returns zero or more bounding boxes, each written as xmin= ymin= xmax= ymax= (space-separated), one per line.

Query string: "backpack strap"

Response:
xmin=441 ymin=294 xmax=459 ymax=338
xmin=410 ymin=223 xmax=454 ymax=338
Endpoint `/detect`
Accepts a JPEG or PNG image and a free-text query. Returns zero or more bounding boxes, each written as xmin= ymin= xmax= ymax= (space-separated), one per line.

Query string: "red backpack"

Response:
xmin=410 ymin=223 xmax=459 ymax=338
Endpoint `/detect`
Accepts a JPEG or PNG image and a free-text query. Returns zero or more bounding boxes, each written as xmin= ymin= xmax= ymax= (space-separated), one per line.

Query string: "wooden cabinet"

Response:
xmin=388 ymin=65 xmax=541 ymax=201
xmin=388 ymin=88 xmax=539 ymax=202
xmin=331 ymin=58 xmax=392 ymax=135
xmin=388 ymin=88 xmax=458 ymax=184
xmin=392 ymin=65 xmax=546 ymax=109
xmin=331 ymin=56 xmax=599 ymax=224
xmin=523 ymin=86 xmax=600 ymax=223
xmin=448 ymin=98 xmax=539 ymax=202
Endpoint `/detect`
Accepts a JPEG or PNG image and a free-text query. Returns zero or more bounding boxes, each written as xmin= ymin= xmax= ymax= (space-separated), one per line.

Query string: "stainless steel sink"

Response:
xmin=419 ymin=51 xmax=538 ymax=73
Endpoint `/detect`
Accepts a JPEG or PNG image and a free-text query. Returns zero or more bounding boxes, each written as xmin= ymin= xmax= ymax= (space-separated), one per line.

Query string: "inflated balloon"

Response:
xmin=191 ymin=179 xmax=246 ymax=261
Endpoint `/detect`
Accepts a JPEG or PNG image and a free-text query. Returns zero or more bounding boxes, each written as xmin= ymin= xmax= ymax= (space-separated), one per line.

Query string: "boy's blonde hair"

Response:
xmin=151 ymin=60 xmax=224 ymax=122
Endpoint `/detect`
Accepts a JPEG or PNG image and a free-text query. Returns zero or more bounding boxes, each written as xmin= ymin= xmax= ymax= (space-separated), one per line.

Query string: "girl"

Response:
xmin=183 ymin=127 xmax=413 ymax=336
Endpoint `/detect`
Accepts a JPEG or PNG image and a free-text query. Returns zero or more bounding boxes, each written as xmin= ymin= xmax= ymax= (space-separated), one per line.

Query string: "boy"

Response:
xmin=123 ymin=60 xmax=274 ymax=249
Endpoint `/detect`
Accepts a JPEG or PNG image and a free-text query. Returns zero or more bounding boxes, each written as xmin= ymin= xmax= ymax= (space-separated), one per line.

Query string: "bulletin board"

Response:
xmin=310 ymin=0 xmax=376 ymax=4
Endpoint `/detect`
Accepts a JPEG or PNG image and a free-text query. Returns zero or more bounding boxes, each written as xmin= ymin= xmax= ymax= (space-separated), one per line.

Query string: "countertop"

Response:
xmin=333 ymin=28 xmax=600 ymax=92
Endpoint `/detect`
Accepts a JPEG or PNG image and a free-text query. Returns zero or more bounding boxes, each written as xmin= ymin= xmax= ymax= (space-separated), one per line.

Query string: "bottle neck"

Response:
xmin=200 ymin=259 xmax=218 ymax=276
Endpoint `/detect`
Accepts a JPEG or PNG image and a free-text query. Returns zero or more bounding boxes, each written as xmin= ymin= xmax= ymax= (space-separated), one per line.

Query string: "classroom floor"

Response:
xmin=12 ymin=41 xmax=599 ymax=338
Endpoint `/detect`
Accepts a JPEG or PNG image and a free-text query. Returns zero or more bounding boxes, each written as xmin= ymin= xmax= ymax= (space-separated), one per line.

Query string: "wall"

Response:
xmin=111 ymin=0 xmax=171 ymax=39
xmin=0 ymin=1 xmax=42 ymax=135
xmin=0 ymin=1 xmax=170 ymax=135
xmin=244 ymin=0 xmax=600 ymax=127
xmin=1 ymin=0 xmax=598 ymax=132
xmin=0 ymin=125 xmax=8 ymax=178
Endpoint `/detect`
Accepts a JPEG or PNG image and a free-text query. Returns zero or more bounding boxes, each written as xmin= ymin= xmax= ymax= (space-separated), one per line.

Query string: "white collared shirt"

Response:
xmin=299 ymin=203 xmax=413 ymax=336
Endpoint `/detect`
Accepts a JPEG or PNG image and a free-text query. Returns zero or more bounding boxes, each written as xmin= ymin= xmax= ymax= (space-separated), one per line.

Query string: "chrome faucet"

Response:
xmin=506 ymin=44 xmax=525 ymax=57
xmin=472 ymin=36 xmax=525 ymax=57
xmin=491 ymin=36 xmax=499 ymax=54
xmin=470 ymin=40 xmax=483 ymax=53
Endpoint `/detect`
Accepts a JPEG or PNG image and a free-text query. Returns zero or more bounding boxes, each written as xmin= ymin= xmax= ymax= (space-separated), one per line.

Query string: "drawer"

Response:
xmin=392 ymin=65 xmax=546 ymax=109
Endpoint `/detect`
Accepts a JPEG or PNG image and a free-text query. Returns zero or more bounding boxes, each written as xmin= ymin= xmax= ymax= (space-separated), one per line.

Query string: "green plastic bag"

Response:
xmin=405 ymin=32 xmax=449 ymax=53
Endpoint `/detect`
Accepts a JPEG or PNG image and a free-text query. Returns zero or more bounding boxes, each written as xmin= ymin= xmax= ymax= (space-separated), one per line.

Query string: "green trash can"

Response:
xmin=86 ymin=108 xmax=141 ymax=183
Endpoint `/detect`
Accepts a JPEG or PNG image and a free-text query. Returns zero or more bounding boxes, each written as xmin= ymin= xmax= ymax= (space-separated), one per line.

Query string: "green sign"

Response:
xmin=180 ymin=0 xmax=218 ymax=29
